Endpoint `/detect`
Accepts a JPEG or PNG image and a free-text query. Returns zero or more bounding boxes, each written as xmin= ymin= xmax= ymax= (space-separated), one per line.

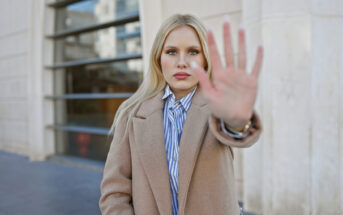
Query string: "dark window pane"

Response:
xmin=55 ymin=98 xmax=126 ymax=128
xmin=55 ymin=130 xmax=112 ymax=162
xmin=54 ymin=59 xmax=143 ymax=94
xmin=55 ymin=0 xmax=139 ymax=33
xmin=54 ymin=23 xmax=141 ymax=63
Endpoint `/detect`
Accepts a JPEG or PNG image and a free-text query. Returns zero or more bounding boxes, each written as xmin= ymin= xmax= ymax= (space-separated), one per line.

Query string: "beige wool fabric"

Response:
xmin=99 ymin=89 xmax=262 ymax=215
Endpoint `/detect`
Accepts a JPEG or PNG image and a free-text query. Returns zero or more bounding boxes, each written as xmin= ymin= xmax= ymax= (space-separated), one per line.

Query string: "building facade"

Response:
xmin=0 ymin=0 xmax=342 ymax=214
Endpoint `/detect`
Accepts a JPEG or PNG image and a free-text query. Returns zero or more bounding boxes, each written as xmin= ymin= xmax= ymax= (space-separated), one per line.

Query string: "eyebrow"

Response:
xmin=163 ymin=45 xmax=202 ymax=49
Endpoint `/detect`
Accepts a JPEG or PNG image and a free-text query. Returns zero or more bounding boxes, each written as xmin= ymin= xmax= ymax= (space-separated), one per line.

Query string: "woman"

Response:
xmin=99 ymin=14 xmax=263 ymax=215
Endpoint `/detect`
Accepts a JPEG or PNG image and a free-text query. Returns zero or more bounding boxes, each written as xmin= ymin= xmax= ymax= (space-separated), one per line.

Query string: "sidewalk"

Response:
xmin=0 ymin=150 xmax=103 ymax=215
xmin=0 ymin=150 xmax=255 ymax=215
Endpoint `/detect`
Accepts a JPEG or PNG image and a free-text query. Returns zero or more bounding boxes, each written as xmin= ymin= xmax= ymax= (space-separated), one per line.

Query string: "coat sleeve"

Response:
xmin=99 ymin=117 xmax=134 ymax=215
xmin=208 ymin=111 xmax=262 ymax=148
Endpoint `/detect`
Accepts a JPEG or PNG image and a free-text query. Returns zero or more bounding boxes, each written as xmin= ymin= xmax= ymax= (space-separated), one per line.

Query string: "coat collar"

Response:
xmin=135 ymin=86 xmax=207 ymax=117
xmin=132 ymin=87 xmax=209 ymax=215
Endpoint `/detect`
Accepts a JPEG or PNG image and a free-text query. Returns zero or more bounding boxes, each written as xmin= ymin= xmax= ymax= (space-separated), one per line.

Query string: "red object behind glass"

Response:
xmin=76 ymin=132 xmax=91 ymax=157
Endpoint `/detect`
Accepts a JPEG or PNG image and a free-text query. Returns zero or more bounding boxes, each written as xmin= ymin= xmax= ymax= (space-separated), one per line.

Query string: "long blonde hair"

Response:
xmin=111 ymin=14 xmax=212 ymax=133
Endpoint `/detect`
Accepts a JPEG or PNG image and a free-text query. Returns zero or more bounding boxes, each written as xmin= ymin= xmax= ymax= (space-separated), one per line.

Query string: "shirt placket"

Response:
xmin=172 ymin=104 xmax=183 ymax=195
xmin=167 ymin=105 xmax=179 ymax=196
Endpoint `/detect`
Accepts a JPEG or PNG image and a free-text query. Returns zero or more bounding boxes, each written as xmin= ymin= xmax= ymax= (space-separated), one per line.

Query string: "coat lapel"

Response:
xmin=132 ymin=88 xmax=209 ymax=215
xmin=132 ymin=91 xmax=173 ymax=215
xmin=178 ymin=89 xmax=209 ymax=215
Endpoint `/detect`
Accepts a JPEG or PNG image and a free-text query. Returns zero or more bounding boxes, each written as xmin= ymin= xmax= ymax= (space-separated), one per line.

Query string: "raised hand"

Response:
xmin=192 ymin=20 xmax=263 ymax=131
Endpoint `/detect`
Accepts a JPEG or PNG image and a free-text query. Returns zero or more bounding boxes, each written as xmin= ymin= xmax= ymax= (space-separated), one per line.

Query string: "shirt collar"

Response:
xmin=162 ymin=85 xmax=175 ymax=100
xmin=162 ymin=85 xmax=197 ymax=112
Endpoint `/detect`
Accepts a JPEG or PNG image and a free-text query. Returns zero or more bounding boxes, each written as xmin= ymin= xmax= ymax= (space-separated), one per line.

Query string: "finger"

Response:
xmin=207 ymin=29 xmax=224 ymax=78
xmin=223 ymin=17 xmax=234 ymax=68
xmin=238 ymin=27 xmax=247 ymax=72
xmin=251 ymin=46 xmax=264 ymax=78
xmin=191 ymin=62 xmax=215 ymax=98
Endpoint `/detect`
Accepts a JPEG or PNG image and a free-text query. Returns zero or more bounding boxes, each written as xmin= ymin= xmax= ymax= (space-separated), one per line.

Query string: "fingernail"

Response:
xmin=191 ymin=61 xmax=199 ymax=69
xmin=224 ymin=15 xmax=230 ymax=24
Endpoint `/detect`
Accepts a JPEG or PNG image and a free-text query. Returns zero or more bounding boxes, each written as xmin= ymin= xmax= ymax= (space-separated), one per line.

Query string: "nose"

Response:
xmin=177 ymin=54 xmax=187 ymax=69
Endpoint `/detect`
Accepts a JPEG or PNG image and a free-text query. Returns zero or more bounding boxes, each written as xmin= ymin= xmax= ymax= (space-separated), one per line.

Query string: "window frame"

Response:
xmin=46 ymin=0 xmax=142 ymax=136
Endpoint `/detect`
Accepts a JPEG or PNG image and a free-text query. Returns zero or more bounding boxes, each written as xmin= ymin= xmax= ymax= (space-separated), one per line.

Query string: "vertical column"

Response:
xmin=242 ymin=0 xmax=343 ymax=214
xmin=28 ymin=0 xmax=47 ymax=160
xmin=311 ymin=0 xmax=343 ymax=214
xmin=341 ymin=18 xmax=343 ymax=215
xmin=138 ymin=0 xmax=163 ymax=75
xmin=261 ymin=0 xmax=312 ymax=214
xmin=43 ymin=2 xmax=57 ymax=158
xmin=0 ymin=0 xmax=30 ymax=155
xmin=241 ymin=0 xmax=263 ymax=213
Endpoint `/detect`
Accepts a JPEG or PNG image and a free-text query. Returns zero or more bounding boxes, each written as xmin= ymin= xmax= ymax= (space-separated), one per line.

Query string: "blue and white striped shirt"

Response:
xmin=162 ymin=85 xmax=197 ymax=215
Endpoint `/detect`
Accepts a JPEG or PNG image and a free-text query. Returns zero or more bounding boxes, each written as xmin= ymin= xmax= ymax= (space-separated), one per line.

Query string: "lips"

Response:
xmin=173 ymin=72 xmax=190 ymax=80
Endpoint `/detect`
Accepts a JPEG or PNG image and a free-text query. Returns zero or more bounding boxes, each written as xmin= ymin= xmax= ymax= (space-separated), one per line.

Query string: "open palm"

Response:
xmin=193 ymin=21 xmax=263 ymax=130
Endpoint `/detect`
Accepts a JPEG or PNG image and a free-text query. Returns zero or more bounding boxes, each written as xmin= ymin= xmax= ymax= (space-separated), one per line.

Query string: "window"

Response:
xmin=46 ymin=0 xmax=143 ymax=161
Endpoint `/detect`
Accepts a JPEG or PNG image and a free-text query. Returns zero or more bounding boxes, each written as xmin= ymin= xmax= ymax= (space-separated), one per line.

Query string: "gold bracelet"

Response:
xmin=224 ymin=120 xmax=252 ymax=136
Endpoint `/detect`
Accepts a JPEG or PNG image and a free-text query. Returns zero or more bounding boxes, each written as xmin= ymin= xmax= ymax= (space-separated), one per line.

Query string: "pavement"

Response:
xmin=0 ymin=150 xmax=103 ymax=215
xmin=0 ymin=150 xmax=255 ymax=215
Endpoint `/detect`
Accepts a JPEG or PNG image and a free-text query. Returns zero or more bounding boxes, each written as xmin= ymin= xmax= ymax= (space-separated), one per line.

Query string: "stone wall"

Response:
xmin=0 ymin=0 xmax=31 ymax=155
xmin=0 ymin=0 xmax=53 ymax=160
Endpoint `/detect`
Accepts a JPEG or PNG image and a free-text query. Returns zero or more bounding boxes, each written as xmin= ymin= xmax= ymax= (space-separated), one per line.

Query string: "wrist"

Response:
xmin=224 ymin=119 xmax=250 ymax=132
xmin=223 ymin=113 xmax=252 ymax=131
xmin=220 ymin=119 xmax=252 ymax=139
xmin=224 ymin=120 xmax=251 ymax=133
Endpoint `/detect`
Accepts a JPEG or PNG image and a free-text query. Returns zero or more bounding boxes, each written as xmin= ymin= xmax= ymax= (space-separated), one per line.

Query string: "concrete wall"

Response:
xmin=0 ymin=0 xmax=31 ymax=155
xmin=0 ymin=0 xmax=53 ymax=160
xmin=311 ymin=0 xmax=343 ymax=213
xmin=242 ymin=0 xmax=343 ymax=214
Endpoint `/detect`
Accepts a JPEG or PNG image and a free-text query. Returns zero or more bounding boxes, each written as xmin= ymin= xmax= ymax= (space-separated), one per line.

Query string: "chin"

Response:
xmin=173 ymin=84 xmax=196 ymax=91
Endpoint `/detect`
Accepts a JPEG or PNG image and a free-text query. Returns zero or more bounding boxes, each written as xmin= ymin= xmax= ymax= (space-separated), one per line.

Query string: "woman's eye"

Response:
xmin=166 ymin=50 xmax=177 ymax=55
xmin=189 ymin=49 xmax=199 ymax=55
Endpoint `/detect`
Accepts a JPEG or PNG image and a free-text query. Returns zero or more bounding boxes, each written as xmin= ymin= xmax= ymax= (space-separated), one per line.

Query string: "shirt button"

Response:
xmin=173 ymin=157 xmax=177 ymax=161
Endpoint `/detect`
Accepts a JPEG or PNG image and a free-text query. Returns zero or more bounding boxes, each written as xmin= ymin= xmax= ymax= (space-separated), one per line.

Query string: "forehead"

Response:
xmin=163 ymin=25 xmax=202 ymax=47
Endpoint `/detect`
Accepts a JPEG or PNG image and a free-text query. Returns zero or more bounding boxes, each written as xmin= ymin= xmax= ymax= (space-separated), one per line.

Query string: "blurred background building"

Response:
xmin=0 ymin=0 xmax=342 ymax=214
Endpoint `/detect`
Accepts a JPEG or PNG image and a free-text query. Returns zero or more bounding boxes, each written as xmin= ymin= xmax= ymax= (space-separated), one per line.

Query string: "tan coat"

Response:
xmin=99 ymin=89 xmax=262 ymax=215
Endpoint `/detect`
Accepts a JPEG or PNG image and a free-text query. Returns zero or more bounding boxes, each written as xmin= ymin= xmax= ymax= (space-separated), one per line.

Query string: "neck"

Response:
xmin=171 ymin=86 xmax=197 ymax=100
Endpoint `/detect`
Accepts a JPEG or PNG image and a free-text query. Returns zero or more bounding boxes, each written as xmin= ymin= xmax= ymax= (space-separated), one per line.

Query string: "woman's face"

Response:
xmin=160 ymin=26 xmax=206 ymax=99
